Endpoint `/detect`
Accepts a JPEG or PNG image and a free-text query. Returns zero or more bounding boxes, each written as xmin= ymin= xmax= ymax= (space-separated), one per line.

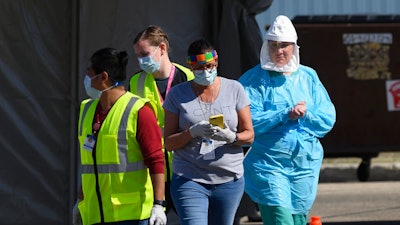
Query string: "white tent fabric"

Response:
xmin=0 ymin=1 xmax=270 ymax=224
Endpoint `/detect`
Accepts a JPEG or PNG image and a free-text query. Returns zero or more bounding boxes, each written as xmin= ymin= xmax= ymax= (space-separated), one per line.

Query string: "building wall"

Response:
xmin=256 ymin=0 xmax=400 ymax=36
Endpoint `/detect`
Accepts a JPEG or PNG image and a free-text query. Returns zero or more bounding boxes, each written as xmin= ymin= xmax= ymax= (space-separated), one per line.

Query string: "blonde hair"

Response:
xmin=133 ymin=25 xmax=170 ymax=50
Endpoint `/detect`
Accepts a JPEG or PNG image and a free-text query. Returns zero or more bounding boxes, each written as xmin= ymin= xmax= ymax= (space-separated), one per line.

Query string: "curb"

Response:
xmin=319 ymin=162 xmax=400 ymax=182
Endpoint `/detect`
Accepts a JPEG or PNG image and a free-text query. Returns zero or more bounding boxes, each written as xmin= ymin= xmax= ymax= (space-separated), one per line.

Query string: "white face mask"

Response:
xmin=83 ymin=75 xmax=117 ymax=99
xmin=193 ymin=67 xmax=218 ymax=86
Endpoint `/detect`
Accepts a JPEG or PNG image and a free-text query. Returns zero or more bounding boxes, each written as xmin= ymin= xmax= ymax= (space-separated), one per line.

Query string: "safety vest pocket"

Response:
xmin=111 ymin=192 xmax=141 ymax=205
xmin=98 ymin=135 xmax=119 ymax=163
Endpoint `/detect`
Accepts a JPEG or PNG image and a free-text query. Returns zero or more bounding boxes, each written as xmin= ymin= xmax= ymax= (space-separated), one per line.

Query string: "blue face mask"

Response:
xmin=84 ymin=75 xmax=101 ymax=99
xmin=193 ymin=67 xmax=218 ymax=86
xmin=138 ymin=47 xmax=160 ymax=74
xmin=84 ymin=75 xmax=119 ymax=99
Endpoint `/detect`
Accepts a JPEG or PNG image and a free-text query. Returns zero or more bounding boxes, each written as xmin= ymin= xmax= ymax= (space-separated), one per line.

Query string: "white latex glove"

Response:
xmin=149 ymin=204 xmax=167 ymax=225
xmin=72 ymin=199 xmax=82 ymax=225
xmin=211 ymin=122 xmax=236 ymax=143
xmin=189 ymin=120 xmax=214 ymax=138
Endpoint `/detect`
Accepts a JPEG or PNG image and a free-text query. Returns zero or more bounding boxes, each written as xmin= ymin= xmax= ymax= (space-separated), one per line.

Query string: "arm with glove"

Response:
xmin=149 ymin=203 xmax=167 ymax=225
xmin=163 ymin=109 xmax=215 ymax=151
xmin=210 ymin=106 xmax=254 ymax=146
xmin=210 ymin=122 xmax=237 ymax=144
xmin=149 ymin=172 xmax=167 ymax=225
xmin=188 ymin=120 xmax=214 ymax=138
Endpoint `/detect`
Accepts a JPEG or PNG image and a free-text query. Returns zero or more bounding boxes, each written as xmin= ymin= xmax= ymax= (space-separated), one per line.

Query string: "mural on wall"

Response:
xmin=343 ymin=33 xmax=392 ymax=80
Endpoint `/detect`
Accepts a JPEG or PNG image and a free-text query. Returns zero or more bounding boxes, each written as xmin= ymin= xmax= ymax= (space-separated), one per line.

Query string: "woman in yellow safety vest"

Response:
xmin=129 ymin=25 xmax=194 ymax=213
xmin=73 ymin=47 xmax=167 ymax=225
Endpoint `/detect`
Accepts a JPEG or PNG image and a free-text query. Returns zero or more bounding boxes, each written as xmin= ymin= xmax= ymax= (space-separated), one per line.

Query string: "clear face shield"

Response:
xmin=260 ymin=15 xmax=300 ymax=73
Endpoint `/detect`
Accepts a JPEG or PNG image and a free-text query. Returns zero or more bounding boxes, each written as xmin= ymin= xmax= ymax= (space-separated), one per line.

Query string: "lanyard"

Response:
xmin=159 ymin=64 xmax=176 ymax=105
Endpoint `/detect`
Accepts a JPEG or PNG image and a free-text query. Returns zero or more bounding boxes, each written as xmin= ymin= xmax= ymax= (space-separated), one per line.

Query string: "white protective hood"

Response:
xmin=260 ymin=15 xmax=300 ymax=73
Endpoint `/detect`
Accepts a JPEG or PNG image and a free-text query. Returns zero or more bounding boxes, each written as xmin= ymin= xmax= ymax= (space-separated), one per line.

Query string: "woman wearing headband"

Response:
xmin=162 ymin=39 xmax=254 ymax=225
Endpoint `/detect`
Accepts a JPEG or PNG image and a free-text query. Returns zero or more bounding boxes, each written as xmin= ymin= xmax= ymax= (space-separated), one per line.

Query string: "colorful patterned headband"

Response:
xmin=187 ymin=50 xmax=218 ymax=65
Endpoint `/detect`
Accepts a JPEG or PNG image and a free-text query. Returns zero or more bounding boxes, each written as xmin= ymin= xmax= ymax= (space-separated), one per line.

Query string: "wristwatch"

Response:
xmin=153 ymin=199 xmax=167 ymax=207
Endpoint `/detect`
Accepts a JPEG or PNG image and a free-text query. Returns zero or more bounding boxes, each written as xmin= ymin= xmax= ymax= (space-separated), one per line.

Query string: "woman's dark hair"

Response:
xmin=187 ymin=39 xmax=215 ymax=56
xmin=90 ymin=48 xmax=128 ymax=82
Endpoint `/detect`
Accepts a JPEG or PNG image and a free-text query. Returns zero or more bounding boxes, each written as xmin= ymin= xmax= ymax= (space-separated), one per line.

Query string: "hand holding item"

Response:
xmin=189 ymin=120 xmax=214 ymax=138
xmin=289 ymin=101 xmax=307 ymax=120
xmin=211 ymin=122 xmax=236 ymax=143
xmin=149 ymin=204 xmax=167 ymax=225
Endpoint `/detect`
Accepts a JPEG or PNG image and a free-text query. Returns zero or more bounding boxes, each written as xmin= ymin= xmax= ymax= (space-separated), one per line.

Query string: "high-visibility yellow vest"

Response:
xmin=129 ymin=63 xmax=193 ymax=180
xmin=77 ymin=92 xmax=154 ymax=225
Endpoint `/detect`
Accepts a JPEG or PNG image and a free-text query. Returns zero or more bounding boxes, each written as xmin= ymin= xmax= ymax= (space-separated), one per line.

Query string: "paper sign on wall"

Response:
xmin=343 ymin=33 xmax=392 ymax=80
xmin=386 ymin=79 xmax=400 ymax=111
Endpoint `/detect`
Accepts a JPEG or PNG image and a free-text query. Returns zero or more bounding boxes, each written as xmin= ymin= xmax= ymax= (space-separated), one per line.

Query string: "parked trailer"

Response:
xmin=292 ymin=15 xmax=400 ymax=181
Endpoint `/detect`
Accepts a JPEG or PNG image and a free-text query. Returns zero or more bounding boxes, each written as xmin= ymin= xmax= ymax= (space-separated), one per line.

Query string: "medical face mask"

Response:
xmin=193 ymin=67 xmax=218 ymax=86
xmin=138 ymin=47 xmax=160 ymax=74
xmin=84 ymin=75 xmax=102 ymax=99
xmin=84 ymin=74 xmax=117 ymax=99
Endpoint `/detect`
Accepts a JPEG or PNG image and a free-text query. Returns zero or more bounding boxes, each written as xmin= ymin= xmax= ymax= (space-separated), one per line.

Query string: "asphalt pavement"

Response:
xmin=309 ymin=181 xmax=400 ymax=224
xmin=240 ymin=152 xmax=400 ymax=225
xmin=239 ymin=181 xmax=400 ymax=225
xmin=167 ymin=152 xmax=400 ymax=225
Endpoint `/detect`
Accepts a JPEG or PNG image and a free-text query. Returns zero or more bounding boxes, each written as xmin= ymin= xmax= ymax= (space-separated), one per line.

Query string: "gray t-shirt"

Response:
xmin=163 ymin=77 xmax=250 ymax=184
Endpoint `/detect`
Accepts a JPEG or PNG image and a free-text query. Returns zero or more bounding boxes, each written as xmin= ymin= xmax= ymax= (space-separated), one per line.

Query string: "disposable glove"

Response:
xmin=189 ymin=120 xmax=214 ymax=138
xmin=72 ymin=199 xmax=82 ymax=225
xmin=211 ymin=122 xmax=236 ymax=143
xmin=149 ymin=204 xmax=167 ymax=225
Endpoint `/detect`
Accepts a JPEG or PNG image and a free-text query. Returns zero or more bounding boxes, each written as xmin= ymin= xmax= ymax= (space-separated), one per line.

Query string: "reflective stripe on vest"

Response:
xmin=136 ymin=71 xmax=166 ymax=135
xmin=81 ymin=97 xmax=147 ymax=174
xmin=79 ymin=99 xmax=95 ymax=136
xmin=136 ymin=71 xmax=147 ymax=97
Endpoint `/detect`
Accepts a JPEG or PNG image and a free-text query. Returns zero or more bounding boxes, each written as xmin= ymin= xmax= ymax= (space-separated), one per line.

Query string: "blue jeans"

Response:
xmin=171 ymin=174 xmax=244 ymax=225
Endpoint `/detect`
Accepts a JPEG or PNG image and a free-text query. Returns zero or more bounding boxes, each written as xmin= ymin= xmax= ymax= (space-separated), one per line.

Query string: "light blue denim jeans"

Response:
xmin=171 ymin=174 xmax=244 ymax=225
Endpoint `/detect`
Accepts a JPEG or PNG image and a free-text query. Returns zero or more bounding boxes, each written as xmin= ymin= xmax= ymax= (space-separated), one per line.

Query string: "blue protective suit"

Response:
xmin=238 ymin=64 xmax=336 ymax=215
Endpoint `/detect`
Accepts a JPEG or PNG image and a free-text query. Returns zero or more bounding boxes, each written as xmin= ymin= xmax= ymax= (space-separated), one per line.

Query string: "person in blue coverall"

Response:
xmin=238 ymin=15 xmax=336 ymax=225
